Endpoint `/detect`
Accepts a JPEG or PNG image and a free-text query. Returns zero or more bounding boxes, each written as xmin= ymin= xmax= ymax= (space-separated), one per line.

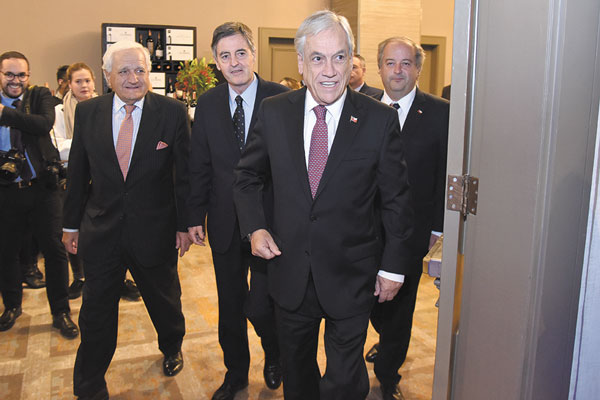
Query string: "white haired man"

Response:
xmin=233 ymin=10 xmax=414 ymax=400
xmin=62 ymin=40 xmax=191 ymax=400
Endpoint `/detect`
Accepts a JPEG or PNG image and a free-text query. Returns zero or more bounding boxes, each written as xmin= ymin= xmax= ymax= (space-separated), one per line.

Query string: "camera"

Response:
xmin=0 ymin=149 xmax=25 ymax=185
xmin=43 ymin=160 xmax=67 ymax=189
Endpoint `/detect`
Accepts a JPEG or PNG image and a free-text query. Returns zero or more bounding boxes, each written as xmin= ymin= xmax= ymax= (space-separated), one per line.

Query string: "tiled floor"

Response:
xmin=0 ymin=245 xmax=438 ymax=399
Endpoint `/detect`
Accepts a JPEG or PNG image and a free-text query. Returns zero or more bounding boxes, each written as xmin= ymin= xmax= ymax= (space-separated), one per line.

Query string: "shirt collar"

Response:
xmin=304 ymin=87 xmax=347 ymax=121
xmin=382 ymin=85 xmax=417 ymax=111
xmin=112 ymin=93 xmax=146 ymax=113
xmin=1 ymin=91 xmax=24 ymax=107
xmin=228 ymin=73 xmax=258 ymax=106
xmin=353 ymin=82 xmax=365 ymax=92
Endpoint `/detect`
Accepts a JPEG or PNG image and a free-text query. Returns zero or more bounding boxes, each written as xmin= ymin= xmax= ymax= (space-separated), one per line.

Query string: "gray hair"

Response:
xmin=102 ymin=40 xmax=151 ymax=73
xmin=211 ymin=22 xmax=256 ymax=59
xmin=377 ymin=37 xmax=425 ymax=70
xmin=295 ymin=10 xmax=354 ymax=58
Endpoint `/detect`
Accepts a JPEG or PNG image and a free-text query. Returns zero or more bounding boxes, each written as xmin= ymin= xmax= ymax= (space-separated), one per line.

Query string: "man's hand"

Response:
xmin=176 ymin=231 xmax=192 ymax=257
xmin=188 ymin=225 xmax=206 ymax=246
xmin=374 ymin=275 xmax=403 ymax=303
xmin=250 ymin=229 xmax=281 ymax=260
xmin=62 ymin=231 xmax=79 ymax=254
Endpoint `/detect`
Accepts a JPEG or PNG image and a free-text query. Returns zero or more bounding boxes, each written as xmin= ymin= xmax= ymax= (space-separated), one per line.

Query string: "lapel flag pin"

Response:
xmin=350 ymin=116 xmax=358 ymax=123
xmin=156 ymin=141 xmax=168 ymax=150
xmin=417 ymin=109 xmax=423 ymax=114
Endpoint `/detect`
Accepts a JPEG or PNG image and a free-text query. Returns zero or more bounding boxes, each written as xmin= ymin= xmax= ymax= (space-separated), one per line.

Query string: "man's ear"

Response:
xmin=102 ymin=70 xmax=111 ymax=88
xmin=297 ymin=53 xmax=304 ymax=75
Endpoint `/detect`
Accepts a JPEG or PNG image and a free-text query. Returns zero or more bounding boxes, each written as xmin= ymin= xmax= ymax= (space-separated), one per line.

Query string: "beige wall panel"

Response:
xmin=421 ymin=0 xmax=454 ymax=86
xmin=359 ymin=0 xmax=422 ymax=90
xmin=330 ymin=0 xmax=359 ymax=43
xmin=1 ymin=0 xmax=327 ymax=90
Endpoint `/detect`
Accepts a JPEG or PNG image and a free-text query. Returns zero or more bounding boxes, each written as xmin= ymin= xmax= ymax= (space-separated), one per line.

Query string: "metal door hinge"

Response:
xmin=447 ymin=175 xmax=478 ymax=218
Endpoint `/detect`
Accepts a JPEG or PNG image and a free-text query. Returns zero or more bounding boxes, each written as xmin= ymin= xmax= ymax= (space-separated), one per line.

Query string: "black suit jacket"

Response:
xmin=63 ymin=92 xmax=190 ymax=267
xmin=0 ymin=85 xmax=57 ymax=176
xmin=380 ymin=88 xmax=449 ymax=273
xmin=359 ymin=82 xmax=384 ymax=99
xmin=234 ymin=87 xmax=414 ymax=319
xmin=188 ymin=75 xmax=288 ymax=253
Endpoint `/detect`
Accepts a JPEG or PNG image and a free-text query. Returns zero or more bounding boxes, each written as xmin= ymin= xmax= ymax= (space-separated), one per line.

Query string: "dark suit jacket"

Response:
xmin=380 ymin=88 xmax=449 ymax=274
xmin=188 ymin=75 xmax=288 ymax=253
xmin=0 ymin=85 xmax=57 ymax=175
xmin=359 ymin=82 xmax=384 ymax=99
xmin=234 ymin=87 xmax=414 ymax=319
xmin=63 ymin=91 xmax=190 ymax=267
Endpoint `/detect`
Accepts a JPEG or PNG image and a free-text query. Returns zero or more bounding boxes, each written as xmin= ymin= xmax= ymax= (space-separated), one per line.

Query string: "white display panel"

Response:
xmin=166 ymin=29 xmax=194 ymax=45
xmin=106 ymin=26 xmax=135 ymax=43
xmin=149 ymin=72 xmax=166 ymax=89
xmin=166 ymin=45 xmax=194 ymax=61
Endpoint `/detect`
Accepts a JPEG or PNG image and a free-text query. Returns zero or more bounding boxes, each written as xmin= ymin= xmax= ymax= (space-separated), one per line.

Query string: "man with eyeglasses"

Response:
xmin=0 ymin=51 xmax=78 ymax=338
xmin=62 ymin=40 xmax=190 ymax=400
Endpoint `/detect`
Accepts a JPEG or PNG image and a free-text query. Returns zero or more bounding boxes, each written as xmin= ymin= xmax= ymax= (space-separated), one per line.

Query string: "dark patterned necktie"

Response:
xmin=9 ymin=99 xmax=32 ymax=181
xmin=233 ymin=95 xmax=245 ymax=150
xmin=9 ymin=99 xmax=24 ymax=151
xmin=391 ymin=102 xmax=400 ymax=110
xmin=308 ymin=105 xmax=328 ymax=198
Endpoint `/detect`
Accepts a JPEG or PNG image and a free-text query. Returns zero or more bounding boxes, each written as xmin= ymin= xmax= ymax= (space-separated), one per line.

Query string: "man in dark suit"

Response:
xmin=350 ymin=54 xmax=384 ymax=99
xmin=62 ymin=41 xmax=190 ymax=400
xmin=188 ymin=22 xmax=287 ymax=400
xmin=365 ymin=37 xmax=449 ymax=400
xmin=0 ymin=51 xmax=77 ymax=338
xmin=233 ymin=11 xmax=414 ymax=400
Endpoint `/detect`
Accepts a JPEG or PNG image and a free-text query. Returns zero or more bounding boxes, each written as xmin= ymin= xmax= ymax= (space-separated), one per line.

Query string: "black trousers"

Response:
xmin=73 ymin=239 xmax=185 ymax=397
xmin=370 ymin=271 xmax=422 ymax=385
xmin=276 ymin=274 xmax=371 ymax=400
xmin=0 ymin=182 xmax=69 ymax=314
xmin=210 ymin=229 xmax=279 ymax=385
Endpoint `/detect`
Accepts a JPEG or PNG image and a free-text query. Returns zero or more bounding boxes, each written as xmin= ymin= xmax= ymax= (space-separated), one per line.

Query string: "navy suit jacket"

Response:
xmin=234 ymin=87 xmax=414 ymax=319
xmin=63 ymin=92 xmax=190 ymax=267
xmin=380 ymin=88 xmax=449 ymax=273
xmin=188 ymin=75 xmax=288 ymax=253
xmin=358 ymin=82 xmax=384 ymax=99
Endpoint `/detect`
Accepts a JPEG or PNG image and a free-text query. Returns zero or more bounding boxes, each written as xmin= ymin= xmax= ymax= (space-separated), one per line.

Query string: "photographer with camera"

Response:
xmin=0 ymin=51 xmax=78 ymax=338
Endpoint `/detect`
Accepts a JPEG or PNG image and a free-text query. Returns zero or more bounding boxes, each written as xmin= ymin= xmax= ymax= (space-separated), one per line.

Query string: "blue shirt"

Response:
xmin=1 ymin=91 xmax=36 ymax=180
xmin=0 ymin=92 xmax=21 ymax=151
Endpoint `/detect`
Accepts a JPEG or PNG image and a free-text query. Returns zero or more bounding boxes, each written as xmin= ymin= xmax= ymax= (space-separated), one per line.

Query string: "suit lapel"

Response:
xmin=286 ymin=88 xmax=313 ymax=203
xmin=98 ymin=93 xmax=124 ymax=181
xmin=128 ymin=92 xmax=160 ymax=177
xmin=313 ymin=89 xmax=361 ymax=200
xmin=249 ymin=75 xmax=266 ymax=133
xmin=402 ymin=88 xmax=427 ymax=135
xmin=214 ymin=84 xmax=242 ymax=158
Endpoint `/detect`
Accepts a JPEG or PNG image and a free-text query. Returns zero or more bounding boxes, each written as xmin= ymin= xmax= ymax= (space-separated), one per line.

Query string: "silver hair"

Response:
xmin=377 ymin=37 xmax=425 ymax=70
xmin=102 ymin=40 xmax=151 ymax=73
xmin=295 ymin=10 xmax=354 ymax=58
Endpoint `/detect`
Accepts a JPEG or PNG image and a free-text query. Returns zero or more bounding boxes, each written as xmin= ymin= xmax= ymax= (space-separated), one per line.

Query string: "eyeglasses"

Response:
xmin=1 ymin=72 xmax=30 ymax=81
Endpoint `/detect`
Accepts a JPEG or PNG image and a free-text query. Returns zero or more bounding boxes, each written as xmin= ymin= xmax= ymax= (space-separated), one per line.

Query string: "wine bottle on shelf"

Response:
xmin=155 ymin=32 xmax=164 ymax=60
xmin=164 ymin=62 xmax=172 ymax=72
xmin=139 ymin=33 xmax=143 ymax=45
xmin=146 ymin=30 xmax=155 ymax=57
xmin=167 ymin=83 xmax=175 ymax=98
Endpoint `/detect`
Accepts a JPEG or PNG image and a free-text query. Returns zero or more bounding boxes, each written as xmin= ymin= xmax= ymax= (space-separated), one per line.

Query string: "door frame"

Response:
xmin=257 ymin=27 xmax=297 ymax=81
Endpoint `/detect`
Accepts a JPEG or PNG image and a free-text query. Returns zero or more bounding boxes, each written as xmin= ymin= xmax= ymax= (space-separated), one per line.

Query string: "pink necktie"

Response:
xmin=116 ymin=105 xmax=135 ymax=178
xmin=308 ymin=105 xmax=328 ymax=198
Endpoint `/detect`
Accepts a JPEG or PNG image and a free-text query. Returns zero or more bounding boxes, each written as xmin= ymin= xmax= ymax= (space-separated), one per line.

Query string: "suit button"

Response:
xmin=310 ymin=215 xmax=317 ymax=221
xmin=305 ymin=250 xmax=310 ymax=256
